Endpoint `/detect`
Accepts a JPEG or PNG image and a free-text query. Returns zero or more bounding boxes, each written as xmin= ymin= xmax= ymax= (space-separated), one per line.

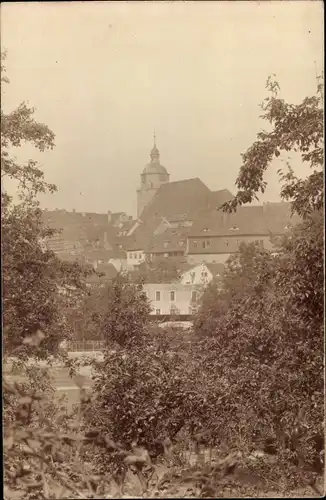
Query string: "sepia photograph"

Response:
xmin=1 ymin=1 xmax=324 ymax=498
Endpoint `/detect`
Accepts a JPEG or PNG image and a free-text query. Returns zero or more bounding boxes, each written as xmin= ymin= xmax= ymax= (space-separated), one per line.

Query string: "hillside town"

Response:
xmin=3 ymin=2 xmax=323 ymax=498
xmin=43 ymin=135 xmax=299 ymax=317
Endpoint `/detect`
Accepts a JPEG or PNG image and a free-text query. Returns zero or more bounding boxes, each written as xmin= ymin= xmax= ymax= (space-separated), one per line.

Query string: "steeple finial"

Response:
xmin=153 ymin=128 xmax=156 ymax=147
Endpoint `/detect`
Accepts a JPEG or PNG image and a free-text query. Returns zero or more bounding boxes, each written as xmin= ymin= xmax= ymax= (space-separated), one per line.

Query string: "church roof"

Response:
xmin=140 ymin=178 xmax=211 ymax=222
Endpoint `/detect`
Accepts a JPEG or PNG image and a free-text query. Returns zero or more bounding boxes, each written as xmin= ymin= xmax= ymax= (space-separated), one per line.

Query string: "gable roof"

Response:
xmin=189 ymin=202 xmax=298 ymax=238
xmin=189 ymin=205 xmax=267 ymax=237
xmin=145 ymin=227 xmax=190 ymax=254
xmin=140 ymin=178 xmax=211 ymax=222
xmin=205 ymin=189 xmax=234 ymax=210
xmin=205 ymin=262 xmax=225 ymax=277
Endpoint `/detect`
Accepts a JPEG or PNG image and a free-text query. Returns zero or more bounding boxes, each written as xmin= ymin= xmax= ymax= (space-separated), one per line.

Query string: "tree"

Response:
xmin=194 ymin=76 xmax=324 ymax=485
xmin=101 ymin=273 xmax=151 ymax=347
xmin=221 ymin=75 xmax=323 ymax=218
xmin=1 ymin=52 xmax=89 ymax=359
xmin=131 ymin=258 xmax=182 ymax=284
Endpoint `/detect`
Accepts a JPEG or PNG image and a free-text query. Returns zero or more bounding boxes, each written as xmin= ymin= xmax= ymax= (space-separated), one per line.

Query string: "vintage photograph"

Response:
xmin=1 ymin=1 xmax=324 ymax=498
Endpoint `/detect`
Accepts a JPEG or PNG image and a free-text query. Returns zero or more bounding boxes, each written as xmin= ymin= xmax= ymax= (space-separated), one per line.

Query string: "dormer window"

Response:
xmin=202 ymin=228 xmax=209 ymax=232
xmin=229 ymin=226 xmax=239 ymax=231
xmin=164 ymin=241 xmax=169 ymax=248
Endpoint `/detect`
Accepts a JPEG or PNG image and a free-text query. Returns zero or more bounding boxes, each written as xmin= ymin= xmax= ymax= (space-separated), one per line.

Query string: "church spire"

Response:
xmin=150 ymin=129 xmax=160 ymax=163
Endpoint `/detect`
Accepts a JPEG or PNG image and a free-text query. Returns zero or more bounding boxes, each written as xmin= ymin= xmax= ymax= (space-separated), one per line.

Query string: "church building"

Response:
xmin=137 ymin=133 xmax=170 ymax=218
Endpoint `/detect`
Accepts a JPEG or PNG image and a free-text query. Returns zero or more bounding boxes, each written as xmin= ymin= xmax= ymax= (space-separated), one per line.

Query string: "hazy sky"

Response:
xmin=1 ymin=1 xmax=324 ymax=216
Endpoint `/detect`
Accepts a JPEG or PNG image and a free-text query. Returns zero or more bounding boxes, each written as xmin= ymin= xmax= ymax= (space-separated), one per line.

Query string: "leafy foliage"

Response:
xmin=101 ymin=273 xmax=151 ymax=347
xmin=194 ymin=75 xmax=324 ymax=488
xmin=1 ymin=53 xmax=90 ymax=359
xmin=130 ymin=258 xmax=182 ymax=284
xmin=222 ymin=75 xmax=324 ymax=217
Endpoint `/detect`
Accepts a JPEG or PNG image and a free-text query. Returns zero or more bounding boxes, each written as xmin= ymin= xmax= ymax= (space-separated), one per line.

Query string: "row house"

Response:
xmin=187 ymin=203 xmax=299 ymax=265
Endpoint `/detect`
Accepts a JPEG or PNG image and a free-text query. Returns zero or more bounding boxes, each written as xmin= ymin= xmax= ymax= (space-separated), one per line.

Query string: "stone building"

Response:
xmin=136 ymin=133 xmax=170 ymax=218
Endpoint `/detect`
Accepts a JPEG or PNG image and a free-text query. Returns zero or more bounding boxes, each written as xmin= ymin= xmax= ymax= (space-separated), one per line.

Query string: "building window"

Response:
xmin=129 ymin=253 xmax=133 ymax=259
xmin=259 ymin=240 xmax=264 ymax=247
xmin=138 ymin=253 xmax=142 ymax=259
xmin=193 ymin=240 xmax=198 ymax=248
xmin=201 ymin=271 xmax=208 ymax=278
xmin=170 ymin=290 xmax=175 ymax=301
xmin=202 ymin=240 xmax=211 ymax=249
xmin=191 ymin=290 xmax=197 ymax=302
xmin=164 ymin=253 xmax=169 ymax=258
xmin=156 ymin=309 xmax=161 ymax=315
xmin=156 ymin=291 xmax=161 ymax=301
xmin=225 ymin=240 xmax=229 ymax=247
xmin=134 ymin=253 xmax=137 ymax=259
xmin=164 ymin=241 xmax=169 ymax=248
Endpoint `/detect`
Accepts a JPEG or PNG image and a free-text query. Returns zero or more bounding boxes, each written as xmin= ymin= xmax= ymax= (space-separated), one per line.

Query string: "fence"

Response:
xmin=67 ymin=340 xmax=105 ymax=352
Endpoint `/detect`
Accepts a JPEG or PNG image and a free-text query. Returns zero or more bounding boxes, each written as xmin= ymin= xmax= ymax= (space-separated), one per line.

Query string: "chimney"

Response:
xmin=107 ymin=210 xmax=112 ymax=223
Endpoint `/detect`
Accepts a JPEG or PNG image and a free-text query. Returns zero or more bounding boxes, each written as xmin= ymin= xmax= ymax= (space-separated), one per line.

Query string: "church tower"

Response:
xmin=137 ymin=133 xmax=169 ymax=218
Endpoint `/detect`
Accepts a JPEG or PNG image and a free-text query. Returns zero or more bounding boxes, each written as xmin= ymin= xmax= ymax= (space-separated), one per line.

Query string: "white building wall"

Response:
xmin=180 ymin=263 xmax=213 ymax=285
xmin=143 ymin=283 xmax=201 ymax=315
xmin=127 ymin=250 xmax=146 ymax=269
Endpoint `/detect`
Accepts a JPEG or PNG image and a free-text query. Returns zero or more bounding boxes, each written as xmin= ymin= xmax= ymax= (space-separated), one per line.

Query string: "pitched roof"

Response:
xmin=145 ymin=227 xmax=189 ymax=254
xmin=205 ymin=262 xmax=225 ymax=277
xmin=189 ymin=205 xmax=267 ymax=237
xmin=205 ymin=189 xmax=234 ymax=210
xmin=262 ymin=202 xmax=301 ymax=233
xmin=189 ymin=202 xmax=298 ymax=237
xmin=140 ymin=178 xmax=211 ymax=222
